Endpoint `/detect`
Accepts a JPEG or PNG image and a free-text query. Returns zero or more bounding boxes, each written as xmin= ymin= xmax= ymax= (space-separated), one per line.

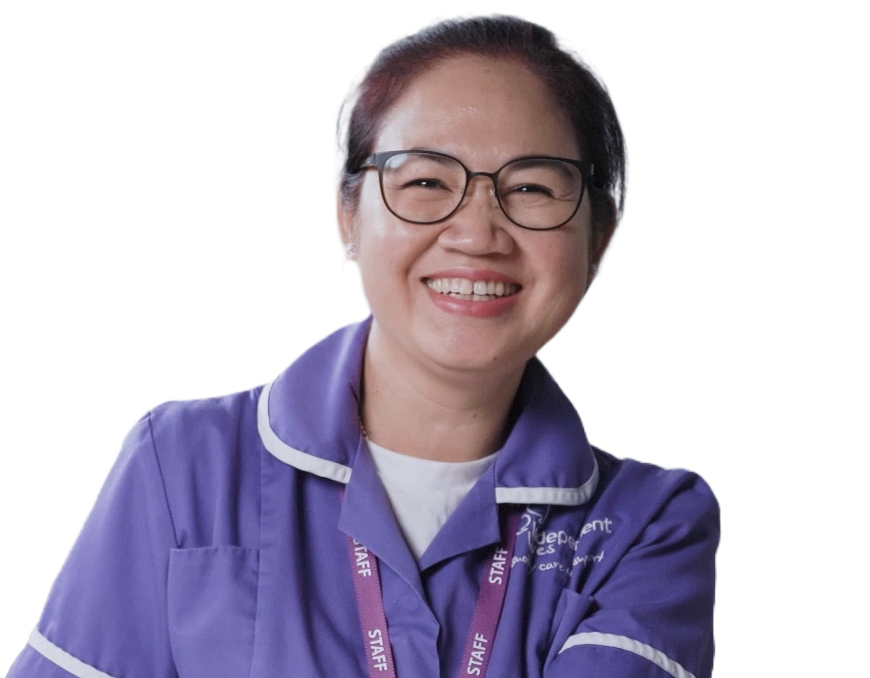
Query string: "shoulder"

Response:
xmin=147 ymin=387 xmax=263 ymax=486
xmin=146 ymin=387 xmax=266 ymax=548
xmin=590 ymin=445 xmax=722 ymax=548
xmin=592 ymin=447 xmax=719 ymax=527
xmin=148 ymin=386 xmax=262 ymax=443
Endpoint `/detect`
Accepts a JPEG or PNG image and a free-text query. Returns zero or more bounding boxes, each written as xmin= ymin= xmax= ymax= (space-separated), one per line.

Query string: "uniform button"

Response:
xmin=403 ymin=595 xmax=420 ymax=611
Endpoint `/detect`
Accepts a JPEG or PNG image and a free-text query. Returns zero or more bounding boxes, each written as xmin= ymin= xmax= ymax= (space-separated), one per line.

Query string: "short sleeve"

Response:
xmin=6 ymin=413 xmax=179 ymax=678
xmin=545 ymin=474 xmax=719 ymax=678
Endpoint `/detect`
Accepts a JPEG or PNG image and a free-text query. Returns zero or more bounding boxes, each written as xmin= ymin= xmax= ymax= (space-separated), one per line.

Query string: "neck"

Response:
xmin=360 ymin=321 xmax=525 ymax=463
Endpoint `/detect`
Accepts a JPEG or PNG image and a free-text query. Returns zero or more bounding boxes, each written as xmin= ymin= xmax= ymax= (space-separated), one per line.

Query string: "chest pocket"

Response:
xmin=167 ymin=546 xmax=259 ymax=678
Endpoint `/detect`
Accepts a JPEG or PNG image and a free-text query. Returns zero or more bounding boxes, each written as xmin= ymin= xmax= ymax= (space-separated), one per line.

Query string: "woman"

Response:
xmin=6 ymin=15 xmax=718 ymax=678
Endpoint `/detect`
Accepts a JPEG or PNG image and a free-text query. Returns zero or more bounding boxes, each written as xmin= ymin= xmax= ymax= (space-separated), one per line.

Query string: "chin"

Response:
xmin=420 ymin=336 xmax=526 ymax=377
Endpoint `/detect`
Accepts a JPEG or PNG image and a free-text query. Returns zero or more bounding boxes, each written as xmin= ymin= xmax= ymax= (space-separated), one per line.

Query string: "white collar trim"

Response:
xmin=495 ymin=452 xmax=599 ymax=506
xmin=258 ymin=379 xmax=352 ymax=484
xmin=258 ymin=378 xmax=599 ymax=505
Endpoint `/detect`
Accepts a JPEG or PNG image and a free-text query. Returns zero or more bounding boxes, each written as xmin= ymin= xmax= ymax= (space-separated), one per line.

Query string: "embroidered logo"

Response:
xmin=512 ymin=507 xmax=613 ymax=575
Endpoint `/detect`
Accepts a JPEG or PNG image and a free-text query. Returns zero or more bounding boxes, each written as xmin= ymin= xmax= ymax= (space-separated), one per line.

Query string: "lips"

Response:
xmin=424 ymin=268 xmax=522 ymax=287
xmin=422 ymin=269 xmax=522 ymax=318
xmin=425 ymin=277 xmax=520 ymax=299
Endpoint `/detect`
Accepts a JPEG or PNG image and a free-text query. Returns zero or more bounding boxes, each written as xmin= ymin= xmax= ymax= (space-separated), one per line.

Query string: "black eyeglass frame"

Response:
xmin=357 ymin=150 xmax=595 ymax=231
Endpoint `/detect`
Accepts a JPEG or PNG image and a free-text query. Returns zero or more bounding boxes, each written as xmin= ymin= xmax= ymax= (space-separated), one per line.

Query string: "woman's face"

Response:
xmin=341 ymin=55 xmax=600 ymax=378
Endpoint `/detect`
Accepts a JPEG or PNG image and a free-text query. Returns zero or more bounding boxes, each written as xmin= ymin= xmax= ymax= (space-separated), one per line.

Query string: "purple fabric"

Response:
xmin=5 ymin=320 xmax=719 ymax=678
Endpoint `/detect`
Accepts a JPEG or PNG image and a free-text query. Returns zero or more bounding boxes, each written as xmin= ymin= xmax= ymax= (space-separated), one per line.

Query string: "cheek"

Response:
xmin=554 ymin=255 xmax=589 ymax=320
xmin=533 ymin=230 xmax=590 ymax=297
xmin=353 ymin=183 xmax=428 ymax=308
xmin=355 ymin=179 xmax=390 ymax=242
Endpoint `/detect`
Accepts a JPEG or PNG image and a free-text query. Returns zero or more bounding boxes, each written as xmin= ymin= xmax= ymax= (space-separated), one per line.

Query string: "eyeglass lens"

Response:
xmin=380 ymin=152 xmax=584 ymax=229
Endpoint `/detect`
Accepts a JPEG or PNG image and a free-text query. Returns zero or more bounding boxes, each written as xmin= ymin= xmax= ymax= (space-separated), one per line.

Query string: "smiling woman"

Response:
xmin=5 ymin=15 xmax=718 ymax=678
xmin=343 ymin=54 xmax=603 ymax=460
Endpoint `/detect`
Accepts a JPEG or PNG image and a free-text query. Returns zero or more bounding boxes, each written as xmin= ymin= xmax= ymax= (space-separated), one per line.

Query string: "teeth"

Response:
xmin=425 ymin=277 xmax=519 ymax=300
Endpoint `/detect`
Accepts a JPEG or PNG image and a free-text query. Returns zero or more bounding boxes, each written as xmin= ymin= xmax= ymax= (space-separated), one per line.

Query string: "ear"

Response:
xmin=337 ymin=190 xmax=356 ymax=253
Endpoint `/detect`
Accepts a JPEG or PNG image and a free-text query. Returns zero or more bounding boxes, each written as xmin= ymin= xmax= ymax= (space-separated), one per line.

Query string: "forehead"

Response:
xmin=374 ymin=55 xmax=580 ymax=167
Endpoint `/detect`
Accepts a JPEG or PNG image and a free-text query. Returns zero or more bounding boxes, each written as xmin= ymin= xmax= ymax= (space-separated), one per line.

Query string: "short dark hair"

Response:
xmin=338 ymin=15 xmax=626 ymax=232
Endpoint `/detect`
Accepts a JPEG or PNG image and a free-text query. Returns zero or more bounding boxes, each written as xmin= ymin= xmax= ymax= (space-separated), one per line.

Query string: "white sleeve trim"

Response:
xmin=28 ymin=629 xmax=120 ymax=678
xmin=559 ymin=632 xmax=696 ymax=678
xmin=257 ymin=379 xmax=352 ymax=484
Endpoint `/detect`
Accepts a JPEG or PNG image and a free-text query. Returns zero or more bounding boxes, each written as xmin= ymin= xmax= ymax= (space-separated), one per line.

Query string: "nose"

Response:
xmin=436 ymin=176 xmax=514 ymax=256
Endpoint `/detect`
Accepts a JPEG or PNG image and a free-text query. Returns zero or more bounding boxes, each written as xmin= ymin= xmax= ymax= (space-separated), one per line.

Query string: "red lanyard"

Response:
xmin=347 ymin=508 xmax=522 ymax=678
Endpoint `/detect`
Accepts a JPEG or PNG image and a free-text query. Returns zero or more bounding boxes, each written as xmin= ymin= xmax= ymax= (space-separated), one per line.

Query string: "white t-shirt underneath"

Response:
xmin=366 ymin=438 xmax=497 ymax=560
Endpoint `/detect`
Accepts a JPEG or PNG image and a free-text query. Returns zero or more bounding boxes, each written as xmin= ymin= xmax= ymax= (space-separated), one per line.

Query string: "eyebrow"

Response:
xmin=402 ymin=149 xmax=463 ymax=168
xmin=399 ymin=149 xmax=583 ymax=180
xmin=506 ymin=157 xmax=579 ymax=182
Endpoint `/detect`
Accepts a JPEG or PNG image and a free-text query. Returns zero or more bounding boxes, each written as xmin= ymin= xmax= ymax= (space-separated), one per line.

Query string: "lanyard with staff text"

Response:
xmin=347 ymin=506 xmax=523 ymax=678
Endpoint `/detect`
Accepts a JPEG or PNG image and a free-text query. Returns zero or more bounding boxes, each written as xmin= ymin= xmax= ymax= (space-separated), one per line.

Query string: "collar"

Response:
xmin=257 ymin=319 xmax=598 ymax=506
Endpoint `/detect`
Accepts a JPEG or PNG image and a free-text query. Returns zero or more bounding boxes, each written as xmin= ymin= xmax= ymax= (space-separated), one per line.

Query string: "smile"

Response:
xmin=425 ymin=277 xmax=521 ymax=301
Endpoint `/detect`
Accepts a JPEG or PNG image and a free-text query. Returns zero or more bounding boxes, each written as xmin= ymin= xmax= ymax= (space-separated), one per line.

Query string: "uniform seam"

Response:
xmin=146 ymin=411 xmax=181 ymax=549
xmin=248 ymin=415 xmax=267 ymax=678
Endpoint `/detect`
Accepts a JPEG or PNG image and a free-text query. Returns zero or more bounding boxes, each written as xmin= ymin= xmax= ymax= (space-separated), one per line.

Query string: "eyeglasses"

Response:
xmin=357 ymin=150 xmax=594 ymax=231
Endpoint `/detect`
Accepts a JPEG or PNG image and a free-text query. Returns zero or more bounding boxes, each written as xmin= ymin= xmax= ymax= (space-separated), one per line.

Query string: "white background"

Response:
xmin=0 ymin=1 xmax=870 ymax=676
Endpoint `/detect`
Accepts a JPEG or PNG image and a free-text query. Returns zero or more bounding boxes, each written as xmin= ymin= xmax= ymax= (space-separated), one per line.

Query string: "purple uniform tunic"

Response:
xmin=6 ymin=320 xmax=719 ymax=678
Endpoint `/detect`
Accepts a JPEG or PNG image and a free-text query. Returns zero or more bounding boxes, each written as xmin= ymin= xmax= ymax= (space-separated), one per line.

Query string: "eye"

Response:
xmin=511 ymin=184 xmax=555 ymax=197
xmin=402 ymin=178 xmax=449 ymax=190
